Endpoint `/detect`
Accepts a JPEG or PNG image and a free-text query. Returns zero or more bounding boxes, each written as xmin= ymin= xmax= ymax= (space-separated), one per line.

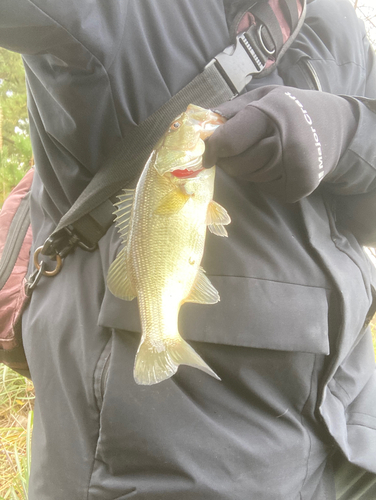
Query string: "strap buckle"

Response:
xmin=40 ymin=228 xmax=79 ymax=259
xmin=40 ymin=226 xmax=97 ymax=260
xmin=207 ymin=25 xmax=268 ymax=95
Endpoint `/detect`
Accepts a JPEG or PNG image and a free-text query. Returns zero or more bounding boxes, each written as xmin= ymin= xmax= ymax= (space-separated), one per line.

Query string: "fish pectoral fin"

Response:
xmin=155 ymin=189 xmax=190 ymax=215
xmin=114 ymin=188 xmax=135 ymax=244
xmin=107 ymin=247 xmax=136 ymax=301
xmin=185 ymin=266 xmax=220 ymax=304
xmin=134 ymin=336 xmax=221 ymax=385
xmin=206 ymin=200 xmax=231 ymax=237
xmin=207 ymin=200 xmax=231 ymax=225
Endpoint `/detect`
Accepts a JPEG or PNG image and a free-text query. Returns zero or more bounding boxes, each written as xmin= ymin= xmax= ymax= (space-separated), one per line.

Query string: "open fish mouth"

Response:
xmin=154 ymin=104 xmax=225 ymax=177
xmin=171 ymin=108 xmax=225 ymax=178
xmin=155 ymin=144 xmax=205 ymax=176
xmin=186 ymin=104 xmax=226 ymax=137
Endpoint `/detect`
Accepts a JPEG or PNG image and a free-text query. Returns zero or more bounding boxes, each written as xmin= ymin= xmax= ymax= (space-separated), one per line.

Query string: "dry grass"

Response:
xmin=0 ymin=367 xmax=34 ymax=500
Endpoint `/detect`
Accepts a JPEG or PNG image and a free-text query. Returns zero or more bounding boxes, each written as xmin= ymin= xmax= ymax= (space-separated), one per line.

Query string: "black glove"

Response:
xmin=203 ymin=86 xmax=358 ymax=202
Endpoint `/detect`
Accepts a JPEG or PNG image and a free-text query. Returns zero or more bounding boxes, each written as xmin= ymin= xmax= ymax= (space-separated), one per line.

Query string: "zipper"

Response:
xmin=0 ymin=193 xmax=31 ymax=289
xmin=100 ymin=352 xmax=111 ymax=401
xmin=305 ymin=60 xmax=322 ymax=91
xmin=93 ymin=338 xmax=112 ymax=411
xmin=298 ymin=58 xmax=323 ymax=92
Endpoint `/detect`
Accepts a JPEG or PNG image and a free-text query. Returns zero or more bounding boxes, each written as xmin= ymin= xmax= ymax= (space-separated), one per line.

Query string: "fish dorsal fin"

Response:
xmin=155 ymin=189 xmax=190 ymax=215
xmin=206 ymin=200 xmax=231 ymax=237
xmin=113 ymin=189 xmax=135 ymax=244
xmin=185 ymin=267 xmax=220 ymax=304
xmin=107 ymin=247 xmax=137 ymax=301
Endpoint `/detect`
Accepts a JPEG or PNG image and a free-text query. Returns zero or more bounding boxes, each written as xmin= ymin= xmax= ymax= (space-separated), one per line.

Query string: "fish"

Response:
xmin=107 ymin=104 xmax=230 ymax=385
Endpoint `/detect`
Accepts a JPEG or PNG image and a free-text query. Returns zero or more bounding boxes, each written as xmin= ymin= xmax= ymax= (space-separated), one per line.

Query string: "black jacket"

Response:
xmin=1 ymin=0 xmax=376 ymax=498
xmin=96 ymin=0 xmax=376 ymax=474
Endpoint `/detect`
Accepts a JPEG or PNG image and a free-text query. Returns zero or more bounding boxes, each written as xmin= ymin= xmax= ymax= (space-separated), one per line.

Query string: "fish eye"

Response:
xmin=170 ymin=121 xmax=181 ymax=131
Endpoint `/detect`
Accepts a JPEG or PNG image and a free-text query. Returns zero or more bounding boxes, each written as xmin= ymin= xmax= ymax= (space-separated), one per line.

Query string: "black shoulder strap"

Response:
xmin=40 ymin=0 xmax=306 ymax=260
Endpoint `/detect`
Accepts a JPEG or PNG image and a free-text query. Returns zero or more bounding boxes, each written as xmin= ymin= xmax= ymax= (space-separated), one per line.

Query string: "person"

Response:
xmin=1 ymin=0 xmax=376 ymax=498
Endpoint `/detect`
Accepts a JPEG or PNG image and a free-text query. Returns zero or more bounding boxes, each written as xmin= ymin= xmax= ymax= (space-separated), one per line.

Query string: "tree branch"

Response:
xmin=2 ymin=136 xmax=15 ymax=145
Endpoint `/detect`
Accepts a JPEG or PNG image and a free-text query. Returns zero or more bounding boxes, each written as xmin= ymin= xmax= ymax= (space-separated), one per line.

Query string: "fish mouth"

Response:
xmin=155 ymin=105 xmax=225 ymax=177
xmin=169 ymin=108 xmax=224 ymax=178
xmin=186 ymin=104 xmax=226 ymax=140
xmin=157 ymin=141 xmax=205 ymax=176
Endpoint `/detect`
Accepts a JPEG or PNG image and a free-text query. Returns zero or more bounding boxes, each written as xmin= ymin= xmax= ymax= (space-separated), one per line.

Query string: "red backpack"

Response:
xmin=0 ymin=168 xmax=33 ymax=377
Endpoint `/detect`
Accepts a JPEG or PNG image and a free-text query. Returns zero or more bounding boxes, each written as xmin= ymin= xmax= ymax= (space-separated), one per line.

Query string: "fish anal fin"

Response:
xmin=155 ymin=189 xmax=190 ymax=215
xmin=134 ymin=336 xmax=221 ymax=385
xmin=107 ymin=247 xmax=136 ymax=301
xmin=185 ymin=267 xmax=220 ymax=304
xmin=206 ymin=200 xmax=231 ymax=237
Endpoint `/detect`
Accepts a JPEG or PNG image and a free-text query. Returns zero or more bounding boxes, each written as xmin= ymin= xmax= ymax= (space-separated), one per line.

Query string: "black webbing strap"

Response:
xmin=41 ymin=0 xmax=306 ymax=259
xmin=43 ymin=64 xmax=236 ymax=255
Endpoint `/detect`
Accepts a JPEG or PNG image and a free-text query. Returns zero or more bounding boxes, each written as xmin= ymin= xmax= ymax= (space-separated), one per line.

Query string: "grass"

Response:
xmin=372 ymin=318 xmax=376 ymax=354
xmin=0 ymin=366 xmax=34 ymax=500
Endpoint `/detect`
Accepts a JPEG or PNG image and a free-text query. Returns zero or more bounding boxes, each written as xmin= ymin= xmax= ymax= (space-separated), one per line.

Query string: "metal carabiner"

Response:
xmin=25 ymin=261 xmax=46 ymax=296
xmin=33 ymin=246 xmax=63 ymax=277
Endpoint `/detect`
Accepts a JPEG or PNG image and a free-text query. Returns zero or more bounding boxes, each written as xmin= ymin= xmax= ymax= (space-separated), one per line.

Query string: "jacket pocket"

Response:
xmin=320 ymin=327 xmax=376 ymax=473
xmin=93 ymin=336 xmax=112 ymax=411
xmin=98 ymin=275 xmax=331 ymax=355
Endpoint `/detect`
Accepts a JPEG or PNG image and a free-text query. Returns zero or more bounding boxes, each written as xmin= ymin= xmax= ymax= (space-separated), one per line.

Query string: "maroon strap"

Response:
xmin=237 ymin=0 xmax=304 ymax=70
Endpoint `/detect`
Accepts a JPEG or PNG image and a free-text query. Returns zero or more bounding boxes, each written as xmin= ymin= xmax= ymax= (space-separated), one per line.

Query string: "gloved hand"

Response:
xmin=203 ymin=85 xmax=358 ymax=202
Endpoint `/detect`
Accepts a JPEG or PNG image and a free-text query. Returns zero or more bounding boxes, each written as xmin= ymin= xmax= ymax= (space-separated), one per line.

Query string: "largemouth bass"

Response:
xmin=107 ymin=104 xmax=230 ymax=385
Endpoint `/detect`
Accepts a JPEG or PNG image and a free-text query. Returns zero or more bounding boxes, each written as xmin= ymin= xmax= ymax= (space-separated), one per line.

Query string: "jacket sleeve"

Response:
xmin=324 ymin=42 xmax=376 ymax=247
xmin=0 ymin=0 xmax=61 ymax=55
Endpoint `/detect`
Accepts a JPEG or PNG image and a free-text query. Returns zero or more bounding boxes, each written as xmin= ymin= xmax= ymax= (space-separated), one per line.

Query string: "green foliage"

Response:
xmin=0 ymin=48 xmax=32 ymax=206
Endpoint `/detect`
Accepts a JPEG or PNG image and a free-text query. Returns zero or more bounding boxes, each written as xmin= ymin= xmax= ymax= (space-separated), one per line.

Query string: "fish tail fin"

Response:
xmin=134 ymin=336 xmax=220 ymax=385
